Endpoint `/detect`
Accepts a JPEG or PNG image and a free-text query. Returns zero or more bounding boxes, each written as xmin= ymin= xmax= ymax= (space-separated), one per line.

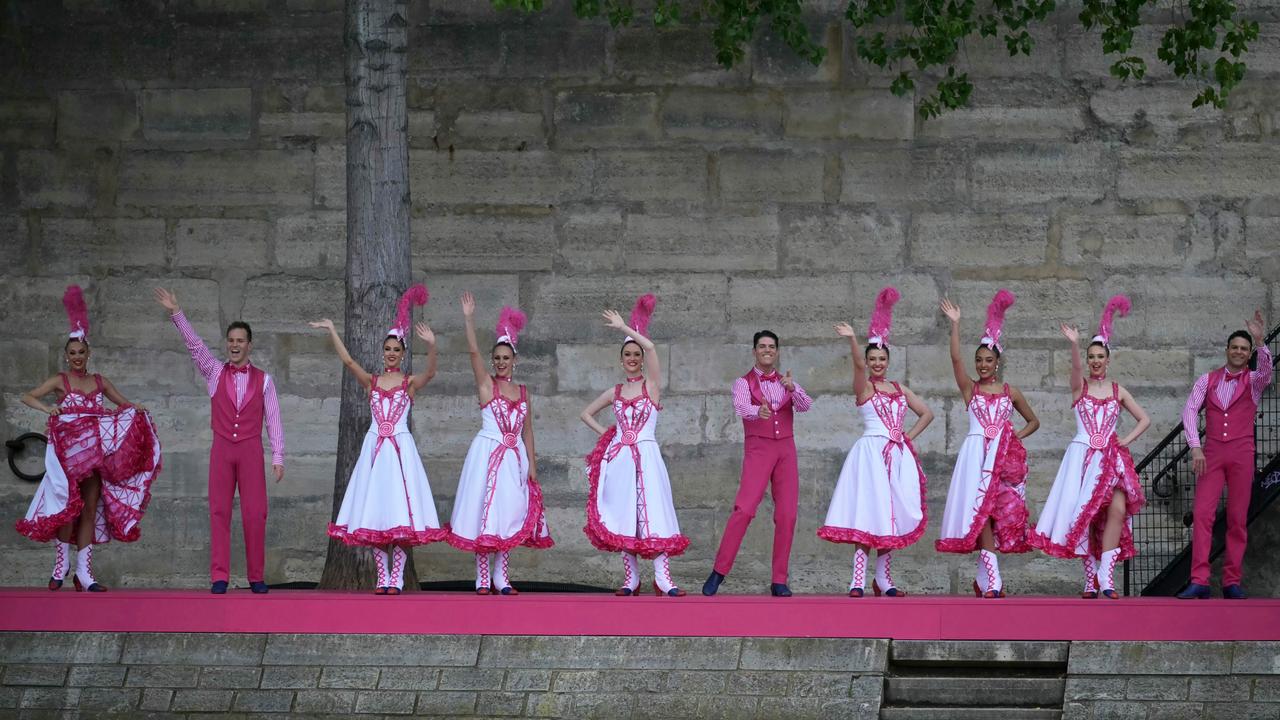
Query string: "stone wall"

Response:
xmin=1 ymin=0 xmax=1279 ymax=593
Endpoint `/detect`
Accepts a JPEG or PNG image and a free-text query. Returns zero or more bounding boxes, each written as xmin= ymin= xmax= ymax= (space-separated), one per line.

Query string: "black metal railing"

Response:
xmin=1124 ymin=323 xmax=1280 ymax=595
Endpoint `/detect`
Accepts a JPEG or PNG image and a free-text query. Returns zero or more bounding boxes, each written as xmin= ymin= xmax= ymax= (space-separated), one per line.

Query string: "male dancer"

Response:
xmin=703 ymin=330 xmax=813 ymax=597
xmin=154 ymin=288 xmax=285 ymax=594
xmin=1178 ymin=310 xmax=1271 ymax=599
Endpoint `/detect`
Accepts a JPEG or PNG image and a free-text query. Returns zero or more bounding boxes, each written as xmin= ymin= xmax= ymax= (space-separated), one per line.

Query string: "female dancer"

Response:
xmin=581 ymin=295 xmax=690 ymax=596
xmin=935 ymin=292 xmax=1040 ymax=598
xmin=1030 ymin=296 xmax=1150 ymax=599
xmin=819 ymin=287 xmax=934 ymax=597
xmin=17 ymin=286 xmax=162 ymax=592
xmin=313 ymin=284 xmax=446 ymax=595
xmin=445 ymin=292 xmax=553 ymax=594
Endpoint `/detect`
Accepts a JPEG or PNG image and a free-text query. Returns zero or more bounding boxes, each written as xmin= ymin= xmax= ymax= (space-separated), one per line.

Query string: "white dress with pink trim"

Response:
xmin=818 ymin=383 xmax=928 ymax=550
xmin=328 ymin=376 xmax=446 ymax=547
xmin=1029 ymin=384 xmax=1145 ymax=560
xmin=16 ymin=374 xmax=162 ymax=544
xmin=445 ymin=383 xmax=554 ymax=552
xmin=935 ymin=387 xmax=1031 ymax=554
xmin=584 ymin=383 xmax=690 ymax=559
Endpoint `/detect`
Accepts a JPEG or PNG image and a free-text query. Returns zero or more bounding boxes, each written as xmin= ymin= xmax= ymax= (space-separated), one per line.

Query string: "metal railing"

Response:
xmin=1124 ymin=323 xmax=1280 ymax=595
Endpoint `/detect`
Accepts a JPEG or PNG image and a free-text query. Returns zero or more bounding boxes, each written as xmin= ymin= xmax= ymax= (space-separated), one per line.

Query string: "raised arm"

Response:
xmin=835 ymin=322 xmax=869 ymax=401
xmin=579 ymin=388 xmax=615 ymax=436
xmin=408 ymin=321 xmax=438 ymax=394
xmin=154 ymin=287 xmax=222 ymax=382
xmin=100 ymin=376 xmax=145 ymax=413
xmin=902 ymin=386 xmax=934 ymax=442
xmin=1060 ymin=323 xmax=1083 ymax=399
xmin=462 ymin=291 xmax=494 ymax=405
xmin=1117 ymin=385 xmax=1150 ymax=448
xmin=941 ymin=299 xmax=974 ymax=402
xmin=603 ymin=309 xmax=662 ymax=402
xmin=1009 ymin=386 xmax=1040 ymax=440
xmin=21 ymin=375 xmax=65 ymax=417
xmin=308 ymin=318 xmax=372 ymax=389
xmin=1247 ymin=310 xmax=1273 ymax=393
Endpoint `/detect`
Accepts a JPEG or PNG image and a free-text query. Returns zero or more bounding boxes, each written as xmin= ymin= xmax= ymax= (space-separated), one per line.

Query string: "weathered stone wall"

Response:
xmin=0 ymin=632 xmax=886 ymax=718
xmin=1 ymin=0 xmax=1279 ymax=593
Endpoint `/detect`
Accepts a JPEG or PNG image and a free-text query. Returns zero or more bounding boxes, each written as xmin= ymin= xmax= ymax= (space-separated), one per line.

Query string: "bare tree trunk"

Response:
xmin=319 ymin=0 xmax=416 ymax=590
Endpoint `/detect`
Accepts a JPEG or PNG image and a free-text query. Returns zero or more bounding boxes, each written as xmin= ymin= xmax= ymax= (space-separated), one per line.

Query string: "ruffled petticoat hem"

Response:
xmin=327 ymin=524 xmax=449 ymax=547
xmin=581 ymin=426 xmax=690 ymax=559
xmin=817 ymin=437 xmax=930 ymax=551
xmin=1028 ymin=438 xmax=1145 ymax=561
xmin=935 ymin=423 xmax=1032 ymax=555
xmin=443 ymin=473 xmax=555 ymax=553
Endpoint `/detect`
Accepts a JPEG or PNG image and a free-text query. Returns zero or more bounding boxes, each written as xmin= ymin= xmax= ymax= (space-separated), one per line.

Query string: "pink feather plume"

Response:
xmin=628 ymin=293 xmax=657 ymax=338
xmin=495 ymin=306 xmax=527 ymax=347
xmin=982 ymin=289 xmax=1016 ymax=347
xmin=866 ymin=286 xmax=901 ymax=343
xmin=62 ymin=285 xmax=90 ymax=340
xmin=391 ymin=283 xmax=429 ymax=337
xmin=1095 ymin=294 xmax=1132 ymax=343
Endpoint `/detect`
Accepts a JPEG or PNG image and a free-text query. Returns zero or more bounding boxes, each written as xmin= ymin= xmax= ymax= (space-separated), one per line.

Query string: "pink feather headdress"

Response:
xmin=62 ymin=285 xmax=90 ymax=344
xmin=387 ymin=283 xmax=429 ymax=342
xmin=495 ymin=306 xmax=527 ymax=352
xmin=980 ymin=289 xmax=1016 ymax=353
xmin=624 ymin=293 xmax=657 ymax=346
xmin=1092 ymin=294 xmax=1132 ymax=348
xmin=866 ymin=286 xmax=900 ymax=348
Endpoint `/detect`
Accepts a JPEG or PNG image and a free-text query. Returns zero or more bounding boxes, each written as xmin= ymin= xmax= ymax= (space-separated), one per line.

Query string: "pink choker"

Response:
xmin=68 ymin=369 xmax=88 ymax=377
xmin=624 ymin=375 xmax=644 ymax=383
xmin=1089 ymin=374 xmax=1107 ymax=381
xmin=869 ymin=374 xmax=887 ymax=382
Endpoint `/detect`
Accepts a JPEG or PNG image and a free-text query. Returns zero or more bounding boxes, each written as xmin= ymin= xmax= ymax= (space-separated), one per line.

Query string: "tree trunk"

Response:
xmin=319 ymin=0 xmax=416 ymax=590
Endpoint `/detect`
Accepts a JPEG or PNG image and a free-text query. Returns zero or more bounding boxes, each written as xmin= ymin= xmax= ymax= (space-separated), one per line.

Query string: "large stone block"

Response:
xmin=920 ymin=87 xmax=1089 ymax=140
xmin=719 ymin=150 xmax=826 ymax=203
xmin=125 ymin=666 xmax=201 ymax=688
xmin=613 ymin=25 xmax=744 ymax=86
xmin=175 ymin=218 xmax=271 ymax=268
xmin=622 ymin=212 xmax=778 ymax=271
xmin=662 ymin=89 xmax=783 ymax=142
xmin=499 ymin=26 xmax=608 ymax=79
xmin=1060 ymin=213 xmax=1196 ymax=269
xmin=739 ymin=639 xmax=887 ymax=672
xmin=529 ymin=274 xmax=729 ymax=343
xmin=893 ymin=639 xmax=1068 ymax=665
xmin=554 ymin=91 xmax=660 ymax=146
xmin=1118 ymin=146 xmax=1280 ymax=200
xmin=842 ymin=145 xmax=968 ymax=205
xmin=783 ymin=89 xmax=913 ymax=141
xmin=911 ymin=213 xmax=1050 ymax=267
xmin=593 ymin=150 xmax=709 ymax=204
xmin=95 ymin=277 xmax=221 ymax=350
xmin=412 ymin=149 xmax=592 ymax=206
xmin=118 ymin=150 xmax=313 ymax=208
xmin=1114 ymin=274 xmax=1268 ymax=345
xmin=313 ymin=143 xmax=345 ymax=209
xmin=1091 ymin=85 xmax=1221 ymax=138
xmin=753 ymin=20 xmax=841 ymax=85
xmin=779 ymin=208 xmax=906 ymax=272
xmin=412 ymin=211 xmax=556 ymax=272
xmin=731 ymin=272 xmax=938 ymax=343
xmin=275 ymin=212 xmax=346 ymax=269
xmin=477 ymin=636 xmax=741 ymax=670
xmin=18 ymin=150 xmax=96 ymax=209
xmin=141 ymin=88 xmax=252 ymax=143
xmin=0 ymin=98 xmax=55 ymax=145
xmin=241 ymin=276 xmax=343 ymax=334
xmin=0 ymin=339 xmax=54 ymax=390
xmin=453 ymin=110 xmax=545 ymax=149
xmin=555 ymin=343 xmax=671 ymax=393
xmin=1067 ymin=642 xmax=1232 ymax=675
xmin=1232 ymin=642 xmax=1280 ymax=674
xmin=972 ymin=143 xmax=1109 ymax=205
xmin=259 ymin=111 xmax=346 ymax=141
xmin=0 ymin=216 xmax=30 ymax=274
xmin=56 ymin=91 xmax=138 ymax=144
xmin=263 ymin=634 xmax=480 ymax=666
xmin=38 ymin=218 xmax=166 ymax=270
xmin=945 ymin=279 xmax=1094 ymax=343
xmin=121 ymin=634 xmax=266 ymax=666
xmin=557 ymin=206 xmax=624 ymax=272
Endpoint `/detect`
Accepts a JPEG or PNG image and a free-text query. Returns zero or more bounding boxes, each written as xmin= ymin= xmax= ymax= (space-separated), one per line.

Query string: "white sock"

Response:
xmin=75 ymin=544 xmax=96 ymax=587
xmin=850 ymin=548 xmax=868 ymax=591
xmin=493 ymin=551 xmax=512 ymax=590
xmin=621 ymin=552 xmax=640 ymax=591
xmin=1082 ymin=556 xmax=1099 ymax=593
xmin=52 ymin=541 xmax=73 ymax=581
xmin=875 ymin=551 xmax=894 ymax=590
xmin=979 ymin=550 xmax=1002 ymax=593
xmin=1098 ymin=548 xmax=1121 ymax=592
xmin=975 ymin=555 xmax=989 ymax=594
xmin=390 ymin=546 xmax=407 ymax=590
xmin=372 ymin=547 xmax=390 ymax=588
xmin=654 ymin=554 xmax=677 ymax=593
xmin=474 ymin=553 xmax=491 ymax=590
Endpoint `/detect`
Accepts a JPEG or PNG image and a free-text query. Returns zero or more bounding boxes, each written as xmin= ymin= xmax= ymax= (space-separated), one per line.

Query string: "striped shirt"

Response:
xmin=731 ymin=366 xmax=814 ymax=420
xmin=171 ymin=311 xmax=285 ymax=466
xmin=1182 ymin=344 xmax=1273 ymax=448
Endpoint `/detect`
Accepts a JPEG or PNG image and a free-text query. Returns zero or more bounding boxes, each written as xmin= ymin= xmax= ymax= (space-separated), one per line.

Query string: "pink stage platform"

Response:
xmin=3 ymin=589 xmax=1279 ymax=640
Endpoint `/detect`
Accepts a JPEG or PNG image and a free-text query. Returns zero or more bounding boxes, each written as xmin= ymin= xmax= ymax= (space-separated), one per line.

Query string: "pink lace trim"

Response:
xmin=935 ymin=423 xmax=1031 ymax=554
xmin=582 ymin=427 xmax=690 ymax=559
xmin=817 ymin=437 xmax=929 ymax=551
xmin=1028 ymin=437 xmax=1145 ymax=561
xmin=443 ymin=473 xmax=555 ymax=553
xmin=327 ymin=523 xmax=448 ymax=547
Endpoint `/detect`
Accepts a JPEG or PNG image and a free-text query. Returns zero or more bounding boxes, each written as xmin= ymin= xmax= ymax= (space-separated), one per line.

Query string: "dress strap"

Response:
xmin=519 ymin=383 xmax=528 ymax=403
xmin=1003 ymin=383 xmax=1010 ymax=396
xmin=892 ymin=381 xmax=903 ymax=395
xmin=59 ymin=373 xmax=71 ymax=393
xmin=613 ymin=384 xmax=623 ymax=401
xmin=1111 ymin=382 xmax=1119 ymax=400
xmin=93 ymin=374 xmax=104 ymax=392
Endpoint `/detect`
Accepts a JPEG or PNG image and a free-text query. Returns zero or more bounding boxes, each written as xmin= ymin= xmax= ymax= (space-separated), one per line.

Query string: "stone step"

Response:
xmin=890 ymin=640 xmax=1069 ymax=667
xmin=881 ymin=708 xmax=1062 ymax=720
xmin=885 ymin=676 xmax=1065 ymax=707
